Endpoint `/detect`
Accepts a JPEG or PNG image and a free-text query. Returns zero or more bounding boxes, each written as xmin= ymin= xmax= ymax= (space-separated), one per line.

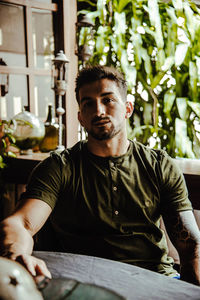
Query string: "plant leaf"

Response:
xmin=189 ymin=61 xmax=198 ymax=101
xmin=97 ymin=0 xmax=107 ymax=24
xmin=175 ymin=118 xmax=195 ymax=158
xmin=118 ymin=0 xmax=132 ymax=13
xmin=148 ymin=0 xmax=164 ymax=48
xmin=172 ymin=0 xmax=183 ymax=12
xmin=188 ymin=101 xmax=200 ymax=118
xmin=175 ymin=43 xmax=189 ymax=67
xmin=163 ymin=92 xmax=176 ymax=119
xmin=176 ymin=97 xmax=188 ymax=120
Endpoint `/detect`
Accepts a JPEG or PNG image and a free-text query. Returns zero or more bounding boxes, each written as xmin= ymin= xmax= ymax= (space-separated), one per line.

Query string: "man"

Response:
xmin=0 ymin=65 xmax=200 ymax=285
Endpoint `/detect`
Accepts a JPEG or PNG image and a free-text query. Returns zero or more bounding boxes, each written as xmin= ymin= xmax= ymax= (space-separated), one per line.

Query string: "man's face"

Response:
xmin=78 ymin=79 xmax=132 ymax=141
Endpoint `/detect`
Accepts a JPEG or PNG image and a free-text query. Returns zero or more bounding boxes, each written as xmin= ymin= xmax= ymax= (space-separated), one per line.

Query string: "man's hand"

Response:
xmin=15 ymin=254 xmax=52 ymax=280
xmin=0 ymin=199 xmax=53 ymax=282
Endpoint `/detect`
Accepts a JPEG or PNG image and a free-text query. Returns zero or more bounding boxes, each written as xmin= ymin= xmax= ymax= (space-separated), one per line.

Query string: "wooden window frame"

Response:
xmin=0 ymin=0 xmax=79 ymax=147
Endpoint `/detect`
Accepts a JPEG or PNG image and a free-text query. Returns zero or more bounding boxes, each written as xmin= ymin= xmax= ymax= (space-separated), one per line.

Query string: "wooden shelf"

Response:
xmin=15 ymin=152 xmax=49 ymax=161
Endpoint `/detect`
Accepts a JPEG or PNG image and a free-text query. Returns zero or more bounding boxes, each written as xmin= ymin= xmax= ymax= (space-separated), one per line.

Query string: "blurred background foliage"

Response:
xmin=77 ymin=0 xmax=200 ymax=158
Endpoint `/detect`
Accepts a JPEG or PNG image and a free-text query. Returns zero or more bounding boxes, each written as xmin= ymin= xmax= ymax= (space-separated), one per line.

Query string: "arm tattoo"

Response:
xmin=163 ymin=211 xmax=200 ymax=259
xmin=169 ymin=214 xmax=195 ymax=244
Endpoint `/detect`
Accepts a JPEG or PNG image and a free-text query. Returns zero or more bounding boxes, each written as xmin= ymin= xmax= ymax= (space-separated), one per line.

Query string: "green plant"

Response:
xmin=78 ymin=0 xmax=200 ymax=158
xmin=0 ymin=120 xmax=16 ymax=169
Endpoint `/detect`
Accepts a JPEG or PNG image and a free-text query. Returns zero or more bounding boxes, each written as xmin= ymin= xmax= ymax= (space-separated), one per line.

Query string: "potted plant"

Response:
xmin=77 ymin=0 xmax=200 ymax=159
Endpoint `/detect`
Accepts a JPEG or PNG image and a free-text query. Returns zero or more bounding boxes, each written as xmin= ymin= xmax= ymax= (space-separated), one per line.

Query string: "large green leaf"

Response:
xmin=166 ymin=6 xmax=177 ymax=23
xmin=151 ymin=57 xmax=174 ymax=88
xmin=96 ymin=26 xmax=109 ymax=54
xmin=183 ymin=2 xmax=195 ymax=41
xmin=188 ymin=101 xmax=200 ymax=118
xmin=176 ymin=97 xmax=188 ymax=120
xmin=130 ymin=30 xmax=143 ymax=68
xmin=163 ymin=92 xmax=176 ymax=119
xmin=97 ymin=0 xmax=107 ymax=24
xmin=148 ymin=0 xmax=164 ymax=49
xmin=175 ymin=43 xmax=189 ymax=66
xmin=114 ymin=11 xmax=126 ymax=35
xmin=175 ymin=118 xmax=195 ymax=158
xmin=161 ymin=56 xmax=175 ymax=72
xmin=195 ymin=56 xmax=200 ymax=82
xmin=156 ymin=49 xmax=166 ymax=70
xmin=141 ymin=48 xmax=152 ymax=76
xmin=189 ymin=61 xmax=198 ymax=100
xmin=118 ymin=0 xmax=132 ymax=13
xmin=120 ymin=50 xmax=137 ymax=87
xmin=191 ymin=127 xmax=200 ymax=158
xmin=172 ymin=0 xmax=183 ymax=12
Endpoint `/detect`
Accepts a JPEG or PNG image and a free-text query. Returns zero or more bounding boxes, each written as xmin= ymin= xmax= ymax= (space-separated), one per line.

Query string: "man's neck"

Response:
xmin=87 ymin=135 xmax=130 ymax=157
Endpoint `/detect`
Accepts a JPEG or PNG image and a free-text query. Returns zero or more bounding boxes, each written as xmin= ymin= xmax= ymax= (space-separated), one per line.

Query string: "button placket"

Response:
xmin=110 ymin=161 xmax=115 ymax=168
xmin=109 ymin=160 xmax=120 ymax=218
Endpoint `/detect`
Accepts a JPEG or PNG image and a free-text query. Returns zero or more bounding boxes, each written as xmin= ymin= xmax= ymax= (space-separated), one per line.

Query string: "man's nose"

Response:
xmin=95 ymin=102 xmax=105 ymax=116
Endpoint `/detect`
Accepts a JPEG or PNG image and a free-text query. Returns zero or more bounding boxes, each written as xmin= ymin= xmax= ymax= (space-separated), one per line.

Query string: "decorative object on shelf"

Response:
xmin=51 ymin=50 xmax=69 ymax=152
xmin=0 ymin=58 xmax=9 ymax=97
xmin=12 ymin=107 xmax=45 ymax=154
xmin=39 ymin=104 xmax=59 ymax=152
xmin=75 ymin=14 xmax=95 ymax=65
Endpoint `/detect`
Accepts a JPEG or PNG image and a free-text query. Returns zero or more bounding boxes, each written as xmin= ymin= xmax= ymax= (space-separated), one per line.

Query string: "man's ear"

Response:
xmin=125 ymin=101 xmax=134 ymax=119
xmin=78 ymin=111 xmax=84 ymax=126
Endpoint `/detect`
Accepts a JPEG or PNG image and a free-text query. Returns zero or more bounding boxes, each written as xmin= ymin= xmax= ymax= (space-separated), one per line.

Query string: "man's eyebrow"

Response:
xmin=80 ymin=96 xmax=93 ymax=103
xmin=101 ymin=92 xmax=115 ymax=97
xmin=80 ymin=92 xmax=115 ymax=103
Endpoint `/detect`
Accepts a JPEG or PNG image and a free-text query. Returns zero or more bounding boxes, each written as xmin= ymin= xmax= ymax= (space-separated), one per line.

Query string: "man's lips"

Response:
xmin=92 ymin=118 xmax=110 ymax=126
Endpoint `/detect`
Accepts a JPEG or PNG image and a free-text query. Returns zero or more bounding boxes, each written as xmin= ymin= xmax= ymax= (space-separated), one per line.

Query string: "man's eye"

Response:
xmin=104 ymin=98 xmax=114 ymax=104
xmin=84 ymin=102 xmax=93 ymax=108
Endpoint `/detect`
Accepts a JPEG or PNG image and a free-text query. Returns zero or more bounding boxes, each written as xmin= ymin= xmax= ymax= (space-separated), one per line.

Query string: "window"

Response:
xmin=0 ymin=0 xmax=57 ymax=121
xmin=0 ymin=0 xmax=79 ymax=147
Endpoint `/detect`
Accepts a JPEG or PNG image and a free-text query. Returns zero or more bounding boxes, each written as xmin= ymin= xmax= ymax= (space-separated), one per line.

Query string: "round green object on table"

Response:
xmin=41 ymin=278 xmax=125 ymax=300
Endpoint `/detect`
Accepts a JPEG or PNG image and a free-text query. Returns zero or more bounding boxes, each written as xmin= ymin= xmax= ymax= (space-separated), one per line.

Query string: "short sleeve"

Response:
xmin=158 ymin=151 xmax=192 ymax=214
xmin=20 ymin=152 xmax=63 ymax=210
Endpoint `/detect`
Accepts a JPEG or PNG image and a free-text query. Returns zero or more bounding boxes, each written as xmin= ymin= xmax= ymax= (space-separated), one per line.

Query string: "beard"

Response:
xmin=88 ymin=122 xmax=122 ymax=141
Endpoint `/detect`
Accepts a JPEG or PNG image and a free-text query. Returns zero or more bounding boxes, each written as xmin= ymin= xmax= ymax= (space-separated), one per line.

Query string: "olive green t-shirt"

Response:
xmin=21 ymin=140 xmax=192 ymax=276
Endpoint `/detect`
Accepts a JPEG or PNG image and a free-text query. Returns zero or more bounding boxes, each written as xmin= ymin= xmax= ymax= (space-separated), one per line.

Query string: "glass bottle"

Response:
xmin=39 ymin=105 xmax=59 ymax=152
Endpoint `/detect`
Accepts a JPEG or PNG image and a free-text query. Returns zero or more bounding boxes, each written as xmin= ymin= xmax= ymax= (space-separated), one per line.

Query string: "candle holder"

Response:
xmin=51 ymin=50 xmax=69 ymax=151
xmin=75 ymin=14 xmax=95 ymax=66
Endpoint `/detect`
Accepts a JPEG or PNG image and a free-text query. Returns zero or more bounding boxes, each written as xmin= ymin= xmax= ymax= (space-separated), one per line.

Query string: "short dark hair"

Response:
xmin=75 ymin=65 xmax=127 ymax=104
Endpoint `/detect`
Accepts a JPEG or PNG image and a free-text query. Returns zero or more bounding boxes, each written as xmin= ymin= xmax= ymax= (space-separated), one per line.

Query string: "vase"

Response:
xmin=12 ymin=108 xmax=45 ymax=154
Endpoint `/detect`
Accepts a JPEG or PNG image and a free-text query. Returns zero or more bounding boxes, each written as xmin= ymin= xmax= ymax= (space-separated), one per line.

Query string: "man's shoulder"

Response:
xmin=130 ymin=140 xmax=168 ymax=161
xmin=49 ymin=141 xmax=86 ymax=163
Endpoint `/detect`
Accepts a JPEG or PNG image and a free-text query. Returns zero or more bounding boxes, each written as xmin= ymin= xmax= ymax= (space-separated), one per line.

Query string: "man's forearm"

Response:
xmin=179 ymin=244 xmax=200 ymax=285
xmin=163 ymin=210 xmax=200 ymax=285
xmin=180 ymin=259 xmax=200 ymax=285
